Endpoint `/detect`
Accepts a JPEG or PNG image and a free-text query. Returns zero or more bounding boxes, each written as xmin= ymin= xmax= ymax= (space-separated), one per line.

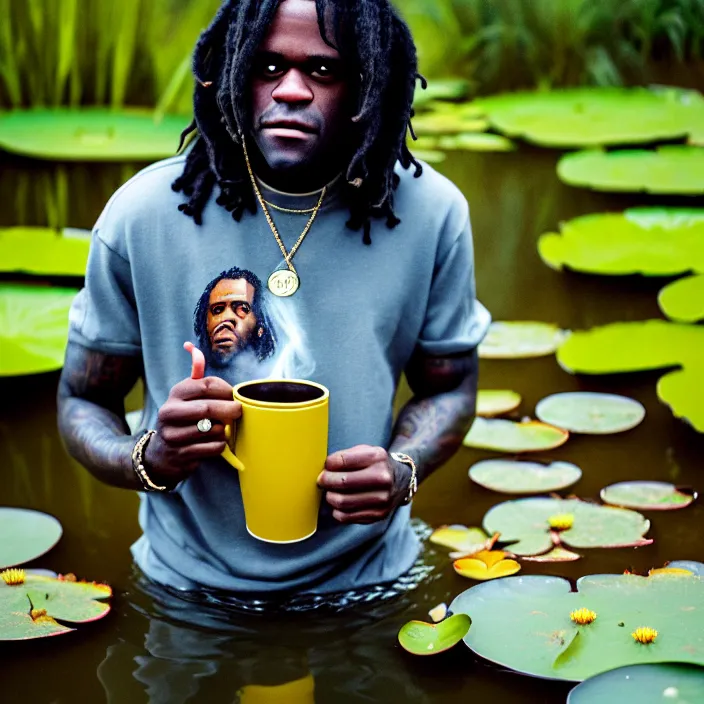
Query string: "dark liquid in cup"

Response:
xmin=238 ymin=381 xmax=325 ymax=404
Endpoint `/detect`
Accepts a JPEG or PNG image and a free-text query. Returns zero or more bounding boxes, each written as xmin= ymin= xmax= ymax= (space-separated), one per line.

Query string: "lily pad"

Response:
xmin=0 ymin=285 xmax=78 ymax=376
xmin=463 ymin=418 xmax=569 ymax=453
xmin=538 ymin=207 xmax=704 ymax=276
xmin=658 ymin=275 xmax=704 ymax=323
xmin=474 ymin=87 xmax=704 ymax=148
xmin=0 ymin=108 xmax=186 ymax=161
xmin=601 ymin=482 xmax=696 ymax=511
xmin=454 ymin=550 xmax=521 ymax=581
xmin=568 ymin=663 xmax=704 ymax=704
xmin=412 ymin=79 xmax=472 ymax=110
xmin=437 ymin=133 xmax=516 ymax=152
xmin=476 ymin=390 xmax=522 ymax=417
xmin=450 ymin=567 xmax=704 ymax=681
xmin=478 ymin=321 xmax=569 ymax=359
xmin=411 ymin=113 xmax=489 ymax=136
xmin=556 ymin=320 xmax=704 ymax=432
xmin=469 ymin=459 xmax=582 ymax=494
xmin=483 ymin=498 xmax=652 ymax=556
xmin=0 ymin=508 xmax=63 ymax=568
xmin=397 ymin=613 xmax=471 ymax=656
xmin=557 ymin=147 xmax=704 ymax=195
xmin=429 ymin=525 xmax=491 ymax=555
xmin=0 ymin=227 xmax=90 ymax=277
xmin=535 ymin=392 xmax=646 ymax=435
xmin=522 ymin=547 xmax=582 ymax=563
xmin=0 ymin=573 xmax=111 ymax=640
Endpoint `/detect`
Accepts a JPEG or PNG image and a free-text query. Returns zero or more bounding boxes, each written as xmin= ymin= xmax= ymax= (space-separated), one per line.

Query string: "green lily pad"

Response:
xmin=397 ymin=613 xmax=471 ymax=656
xmin=469 ymin=459 xmax=582 ymax=494
xmin=0 ymin=573 xmax=111 ymax=640
xmin=658 ymin=275 xmax=704 ymax=323
xmin=538 ymin=207 xmax=704 ymax=276
xmin=476 ymin=390 xmax=522 ymax=417
xmin=0 ymin=284 xmax=78 ymax=376
xmin=0 ymin=108 xmax=186 ymax=161
xmin=557 ymin=147 xmax=704 ymax=195
xmin=412 ymin=149 xmax=447 ymax=164
xmin=556 ymin=320 xmax=704 ymax=432
xmin=483 ymin=497 xmax=652 ymax=556
xmin=522 ymin=547 xmax=582 ymax=563
xmin=474 ymin=87 xmax=703 ymax=148
xmin=0 ymin=228 xmax=90 ymax=277
xmin=463 ymin=418 xmax=569 ymax=454
xmin=412 ymin=79 xmax=472 ymax=110
xmin=437 ymin=133 xmax=516 ymax=152
xmin=411 ymin=113 xmax=489 ymax=136
xmin=535 ymin=392 xmax=646 ymax=435
xmin=479 ymin=321 xmax=569 ymax=359
xmin=568 ymin=663 xmax=704 ymax=704
xmin=450 ymin=568 xmax=704 ymax=681
xmin=601 ymin=482 xmax=696 ymax=511
xmin=0 ymin=508 xmax=62 ymax=568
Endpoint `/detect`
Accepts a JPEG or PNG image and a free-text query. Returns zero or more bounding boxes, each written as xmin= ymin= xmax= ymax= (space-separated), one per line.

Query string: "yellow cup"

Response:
xmin=221 ymin=379 xmax=329 ymax=543
xmin=239 ymin=674 xmax=315 ymax=704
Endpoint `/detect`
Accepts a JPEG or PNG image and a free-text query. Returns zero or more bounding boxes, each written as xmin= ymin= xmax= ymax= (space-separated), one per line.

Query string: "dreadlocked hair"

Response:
xmin=172 ymin=0 xmax=424 ymax=244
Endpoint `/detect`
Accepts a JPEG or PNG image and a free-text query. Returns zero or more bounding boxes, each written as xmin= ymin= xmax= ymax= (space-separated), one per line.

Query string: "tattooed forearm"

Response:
xmin=57 ymin=341 xmax=144 ymax=490
xmin=390 ymin=349 xmax=478 ymax=484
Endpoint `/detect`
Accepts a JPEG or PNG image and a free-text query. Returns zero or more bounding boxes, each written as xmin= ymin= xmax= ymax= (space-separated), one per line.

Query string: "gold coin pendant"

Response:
xmin=268 ymin=269 xmax=300 ymax=297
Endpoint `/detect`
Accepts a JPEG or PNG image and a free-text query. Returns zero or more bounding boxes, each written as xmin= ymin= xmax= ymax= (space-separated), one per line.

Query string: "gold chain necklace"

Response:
xmin=242 ymin=137 xmax=326 ymax=297
xmin=262 ymin=200 xmax=316 ymax=215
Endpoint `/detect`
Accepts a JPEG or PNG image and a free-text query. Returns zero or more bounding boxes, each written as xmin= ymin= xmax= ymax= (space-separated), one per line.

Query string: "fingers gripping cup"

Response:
xmin=221 ymin=379 xmax=329 ymax=543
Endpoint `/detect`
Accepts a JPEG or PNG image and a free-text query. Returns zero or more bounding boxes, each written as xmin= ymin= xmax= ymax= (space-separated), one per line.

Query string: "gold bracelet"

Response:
xmin=131 ymin=430 xmax=168 ymax=492
xmin=390 ymin=452 xmax=419 ymax=505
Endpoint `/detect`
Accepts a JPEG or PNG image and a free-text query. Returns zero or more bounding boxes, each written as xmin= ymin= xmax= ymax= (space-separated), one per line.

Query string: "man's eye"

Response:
xmin=311 ymin=62 xmax=334 ymax=79
xmin=258 ymin=59 xmax=285 ymax=77
xmin=211 ymin=304 xmax=224 ymax=315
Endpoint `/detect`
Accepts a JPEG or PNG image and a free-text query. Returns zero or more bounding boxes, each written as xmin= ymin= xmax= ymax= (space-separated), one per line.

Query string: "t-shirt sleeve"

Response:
xmin=416 ymin=209 xmax=491 ymax=356
xmin=68 ymin=228 xmax=142 ymax=356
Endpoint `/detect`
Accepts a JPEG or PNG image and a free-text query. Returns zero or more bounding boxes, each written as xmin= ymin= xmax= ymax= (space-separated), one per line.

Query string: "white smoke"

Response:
xmin=263 ymin=295 xmax=316 ymax=380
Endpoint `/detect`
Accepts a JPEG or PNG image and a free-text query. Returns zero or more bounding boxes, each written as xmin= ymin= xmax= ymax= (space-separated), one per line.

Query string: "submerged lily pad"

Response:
xmin=469 ymin=459 xmax=582 ymax=494
xmin=557 ymin=320 xmax=704 ymax=432
xmin=601 ymin=482 xmax=696 ymax=511
xmin=0 ymin=108 xmax=186 ymax=161
xmin=0 ymin=227 xmax=90 ymax=277
xmin=0 ymin=573 xmax=111 ymax=640
xmin=658 ymin=275 xmax=704 ymax=323
xmin=476 ymin=390 xmax=522 ymax=417
xmin=535 ymin=392 xmax=646 ymax=434
xmin=483 ymin=497 xmax=651 ymax=556
xmin=479 ymin=321 xmax=568 ymax=359
xmin=0 ymin=285 xmax=77 ymax=376
xmin=538 ymin=208 xmax=704 ymax=276
xmin=463 ymin=418 xmax=569 ymax=453
xmin=568 ymin=663 xmax=704 ymax=704
xmin=451 ymin=568 xmax=704 ymax=681
xmin=474 ymin=87 xmax=704 ymax=148
xmin=0 ymin=508 xmax=63 ymax=568
xmin=453 ymin=550 xmax=521 ymax=581
xmin=557 ymin=147 xmax=704 ymax=195
xmin=397 ymin=613 xmax=471 ymax=656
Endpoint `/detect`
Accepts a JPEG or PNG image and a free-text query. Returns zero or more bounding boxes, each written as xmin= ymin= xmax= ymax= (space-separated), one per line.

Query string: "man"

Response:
xmin=58 ymin=0 xmax=490 ymax=596
xmin=195 ymin=267 xmax=276 ymax=368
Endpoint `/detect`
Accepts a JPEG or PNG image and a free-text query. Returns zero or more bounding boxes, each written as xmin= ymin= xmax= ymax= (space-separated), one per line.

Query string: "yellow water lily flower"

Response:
xmin=453 ymin=550 xmax=521 ymax=581
xmin=548 ymin=513 xmax=574 ymax=531
xmin=649 ymin=567 xmax=693 ymax=576
xmin=1 ymin=568 xmax=25 ymax=585
xmin=570 ymin=608 xmax=597 ymax=625
xmin=632 ymin=626 xmax=658 ymax=644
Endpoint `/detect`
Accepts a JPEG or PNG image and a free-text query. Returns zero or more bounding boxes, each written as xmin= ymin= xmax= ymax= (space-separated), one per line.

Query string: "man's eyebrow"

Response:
xmin=255 ymin=50 xmax=343 ymax=64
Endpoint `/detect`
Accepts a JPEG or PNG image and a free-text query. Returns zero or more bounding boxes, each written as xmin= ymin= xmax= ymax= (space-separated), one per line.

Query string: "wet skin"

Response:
xmin=249 ymin=0 xmax=353 ymax=192
xmin=206 ymin=279 xmax=259 ymax=365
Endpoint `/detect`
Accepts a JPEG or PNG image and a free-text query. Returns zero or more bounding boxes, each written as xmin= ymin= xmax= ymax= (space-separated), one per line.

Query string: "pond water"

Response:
xmin=1 ymin=146 xmax=703 ymax=702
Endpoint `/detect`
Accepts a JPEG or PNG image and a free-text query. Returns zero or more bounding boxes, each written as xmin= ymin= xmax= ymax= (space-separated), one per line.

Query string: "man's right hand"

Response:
xmin=146 ymin=376 xmax=242 ymax=485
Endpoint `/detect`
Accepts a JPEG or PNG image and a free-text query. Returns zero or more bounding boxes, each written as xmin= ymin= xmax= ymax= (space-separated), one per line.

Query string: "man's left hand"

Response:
xmin=318 ymin=445 xmax=411 ymax=524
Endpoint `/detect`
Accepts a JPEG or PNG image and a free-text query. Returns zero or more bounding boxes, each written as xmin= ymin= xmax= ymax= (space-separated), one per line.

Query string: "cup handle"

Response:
xmin=221 ymin=423 xmax=245 ymax=471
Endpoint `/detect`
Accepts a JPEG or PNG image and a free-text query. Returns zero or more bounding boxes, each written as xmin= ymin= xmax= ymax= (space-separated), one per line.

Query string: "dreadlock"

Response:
xmin=172 ymin=0 xmax=425 ymax=244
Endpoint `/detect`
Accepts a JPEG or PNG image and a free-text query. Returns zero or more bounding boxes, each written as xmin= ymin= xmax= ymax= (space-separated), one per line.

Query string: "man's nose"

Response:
xmin=271 ymin=69 xmax=314 ymax=105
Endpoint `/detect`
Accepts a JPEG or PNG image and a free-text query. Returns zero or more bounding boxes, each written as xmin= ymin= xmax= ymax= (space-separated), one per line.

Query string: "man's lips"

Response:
xmin=261 ymin=120 xmax=318 ymax=137
xmin=213 ymin=324 xmax=238 ymax=347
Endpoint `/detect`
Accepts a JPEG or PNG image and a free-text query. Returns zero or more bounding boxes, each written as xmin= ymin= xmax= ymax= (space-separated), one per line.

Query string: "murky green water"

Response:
xmin=1 ymin=146 xmax=703 ymax=702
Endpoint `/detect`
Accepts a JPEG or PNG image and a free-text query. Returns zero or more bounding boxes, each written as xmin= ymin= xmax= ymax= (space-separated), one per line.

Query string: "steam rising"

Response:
xmin=264 ymin=296 xmax=316 ymax=380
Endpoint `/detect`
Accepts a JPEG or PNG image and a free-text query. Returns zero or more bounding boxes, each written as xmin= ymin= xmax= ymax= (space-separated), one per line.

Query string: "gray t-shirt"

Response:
xmin=68 ymin=154 xmax=491 ymax=594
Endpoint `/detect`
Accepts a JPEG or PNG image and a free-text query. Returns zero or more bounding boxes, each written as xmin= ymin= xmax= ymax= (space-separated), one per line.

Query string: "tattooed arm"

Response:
xmin=318 ymin=348 xmax=478 ymax=523
xmin=57 ymin=341 xmax=241 ymax=490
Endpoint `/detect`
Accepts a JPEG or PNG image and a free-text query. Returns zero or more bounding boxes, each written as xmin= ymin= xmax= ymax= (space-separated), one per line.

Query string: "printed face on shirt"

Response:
xmin=249 ymin=0 xmax=353 ymax=184
xmin=206 ymin=278 xmax=261 ymax=365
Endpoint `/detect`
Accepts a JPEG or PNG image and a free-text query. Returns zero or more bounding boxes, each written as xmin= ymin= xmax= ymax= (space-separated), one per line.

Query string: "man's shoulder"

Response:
xmin=97 ymin=155 xmax=188 ymax=229
xmin=394 ymin=159 xmax=468 ymax=220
